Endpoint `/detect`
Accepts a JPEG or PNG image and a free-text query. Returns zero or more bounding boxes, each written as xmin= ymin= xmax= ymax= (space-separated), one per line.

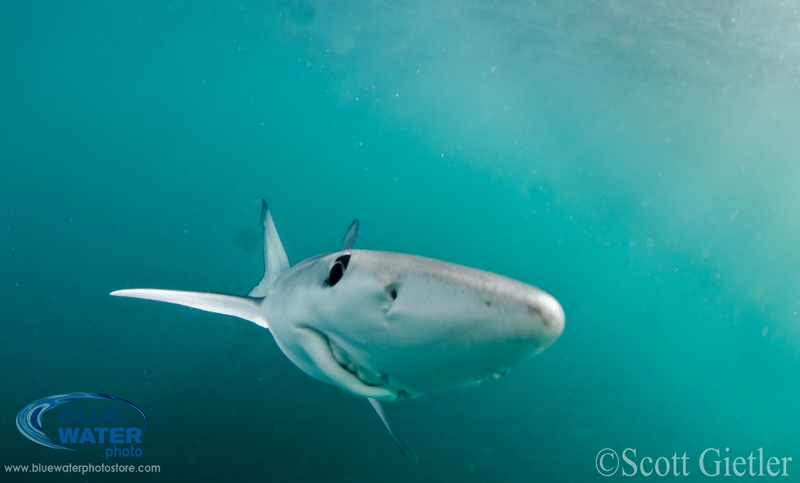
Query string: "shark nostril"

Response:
xmin=534 ymin=295 xmax=565 ymax=335
xmin=527 ymin=303 xmax=554 ymax=329
xmin=387 ymin=284 xmax=398 ymax=300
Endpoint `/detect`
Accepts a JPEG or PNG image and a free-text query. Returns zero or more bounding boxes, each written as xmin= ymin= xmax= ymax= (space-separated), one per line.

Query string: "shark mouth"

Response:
xmin=326 ymin=337 xmax=387 ymax=387
xmin=296 ymin=326 xmax=399 ymax=400
xmin=326 ymin=338 xmax=410 ymax=399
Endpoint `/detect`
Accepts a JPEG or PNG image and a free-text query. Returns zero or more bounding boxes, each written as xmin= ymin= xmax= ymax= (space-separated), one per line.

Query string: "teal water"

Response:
xmin=2 ymin=1 xmax=800 ymax=481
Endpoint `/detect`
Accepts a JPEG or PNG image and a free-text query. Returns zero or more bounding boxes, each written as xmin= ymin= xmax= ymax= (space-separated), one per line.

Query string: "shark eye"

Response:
xmin=325 ymin=253 xmax=351 ymax=287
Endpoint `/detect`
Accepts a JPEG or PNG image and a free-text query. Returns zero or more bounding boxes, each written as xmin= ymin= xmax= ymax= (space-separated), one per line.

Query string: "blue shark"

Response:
xmin=112 ymin=200 xmax=564 ymax=460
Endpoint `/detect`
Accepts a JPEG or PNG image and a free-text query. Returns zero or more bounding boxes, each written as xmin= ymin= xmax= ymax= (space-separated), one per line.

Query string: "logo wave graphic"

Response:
xmin=16 ymin=392 xmax=148 ymax=450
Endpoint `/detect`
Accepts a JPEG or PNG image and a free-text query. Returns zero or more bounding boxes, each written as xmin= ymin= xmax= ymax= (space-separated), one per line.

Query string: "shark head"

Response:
xmin=111 ymin=200 xmax=564 ymax=460
xmin=265 ymin=248 xmax=564 ymax=401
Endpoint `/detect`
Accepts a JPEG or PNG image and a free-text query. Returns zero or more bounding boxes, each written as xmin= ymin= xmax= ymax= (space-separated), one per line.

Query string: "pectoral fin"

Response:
xmin=368 ymin=398 xmax=419 ymax=462
xmin=110 ymin=289 xmax=268 ymax=329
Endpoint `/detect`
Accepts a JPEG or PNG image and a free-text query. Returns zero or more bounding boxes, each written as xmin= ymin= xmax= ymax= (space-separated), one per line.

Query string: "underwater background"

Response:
xmin=2 ymin=0 xmax=800 ymax=481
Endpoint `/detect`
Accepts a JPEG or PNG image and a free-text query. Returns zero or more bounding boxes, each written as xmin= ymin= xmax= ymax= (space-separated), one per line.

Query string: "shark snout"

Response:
xmin=527 ymin=290 xmax=565 ymax=339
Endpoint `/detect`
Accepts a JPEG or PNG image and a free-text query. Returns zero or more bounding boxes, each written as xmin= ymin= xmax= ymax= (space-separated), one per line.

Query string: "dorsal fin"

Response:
xmin=341 ymin=219 xmax=359 ymax=250
xmin=248 ymin=200 xmax=290 ymax=297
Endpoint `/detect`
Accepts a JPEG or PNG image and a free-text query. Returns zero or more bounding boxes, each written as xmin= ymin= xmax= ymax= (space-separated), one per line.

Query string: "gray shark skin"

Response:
xmin=111 ymin=200 xmax=564 ymax=460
